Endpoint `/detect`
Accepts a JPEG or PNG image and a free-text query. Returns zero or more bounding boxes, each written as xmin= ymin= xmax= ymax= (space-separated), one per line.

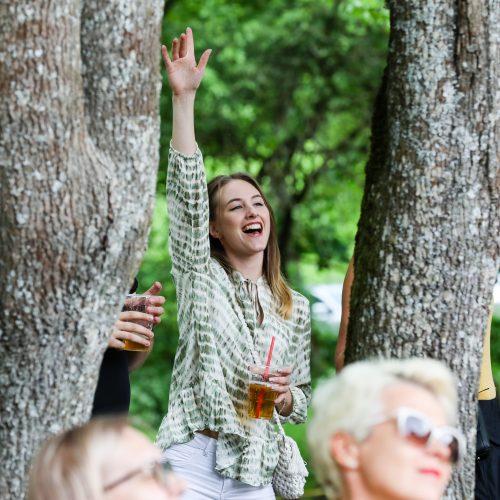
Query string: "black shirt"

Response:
xmin=92 ymin=348 xmax=131 ymax=416
xmin=91 ymin=278 xmax=138 ymax=416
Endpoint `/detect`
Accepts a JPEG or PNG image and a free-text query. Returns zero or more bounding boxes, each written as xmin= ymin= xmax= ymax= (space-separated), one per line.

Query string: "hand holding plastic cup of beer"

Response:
xmin=248 ymin=364 xmax=279 ymax=420
xmin=121 ymin=294 xmax=154 ymax=351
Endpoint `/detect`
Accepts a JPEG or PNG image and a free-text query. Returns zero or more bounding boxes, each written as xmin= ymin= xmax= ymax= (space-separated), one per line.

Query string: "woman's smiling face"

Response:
xmin=209 ymin=179 xmax=271 ymax=260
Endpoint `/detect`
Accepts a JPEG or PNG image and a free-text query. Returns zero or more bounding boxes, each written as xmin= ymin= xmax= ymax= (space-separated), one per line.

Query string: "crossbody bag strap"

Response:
xmin=273 ymin=408 xmax=286 ymax=436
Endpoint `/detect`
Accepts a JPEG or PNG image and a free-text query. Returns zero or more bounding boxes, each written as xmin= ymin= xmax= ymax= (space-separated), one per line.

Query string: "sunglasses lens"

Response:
xmin=402 ymin=414 xmax=461 ymax=464
xmin=402 ymin=414 xmax=432 ymax=445
xmin=437 ymin=432 xmax=460 ymax=464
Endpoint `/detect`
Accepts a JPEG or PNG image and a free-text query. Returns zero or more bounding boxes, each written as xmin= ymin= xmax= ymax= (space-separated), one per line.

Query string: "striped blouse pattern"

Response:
xmin=156 ymin=146 xmax=311 ymax=487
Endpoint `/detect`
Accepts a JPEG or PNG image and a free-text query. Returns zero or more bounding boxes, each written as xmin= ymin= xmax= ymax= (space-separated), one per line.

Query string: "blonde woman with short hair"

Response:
xmin=308 ymin=358 xmax=464 ymax=500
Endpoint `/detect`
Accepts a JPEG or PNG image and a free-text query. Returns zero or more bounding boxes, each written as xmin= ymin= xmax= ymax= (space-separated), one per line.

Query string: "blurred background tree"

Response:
xmin=129 ymin=0 xmax=499 ymax=497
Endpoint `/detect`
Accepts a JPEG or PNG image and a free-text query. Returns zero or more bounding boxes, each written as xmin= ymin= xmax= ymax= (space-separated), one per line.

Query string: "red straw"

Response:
xmin=263 ymin=336 xmax=275 ymax=380
xmin=255 ymin=336 xmax=275 ymax=418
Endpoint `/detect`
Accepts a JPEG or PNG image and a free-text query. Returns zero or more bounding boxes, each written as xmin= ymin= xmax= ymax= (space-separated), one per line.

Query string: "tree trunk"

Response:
xmin=0 ymin=1 xmax=163 ymax=498
xmin=345 ymin=1 xmax=499 ymax=498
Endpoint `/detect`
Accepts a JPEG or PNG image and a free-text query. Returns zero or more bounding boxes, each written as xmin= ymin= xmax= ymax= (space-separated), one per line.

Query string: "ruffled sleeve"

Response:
xmin=280 ymin=295 xmax=311 ymax=424
xmin=167 ymin=144 xmax=211 ymax=276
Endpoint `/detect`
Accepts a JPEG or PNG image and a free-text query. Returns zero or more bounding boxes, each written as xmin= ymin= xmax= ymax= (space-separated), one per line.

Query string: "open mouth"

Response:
xmin=242 ymin=222 xmax=263 ymax=235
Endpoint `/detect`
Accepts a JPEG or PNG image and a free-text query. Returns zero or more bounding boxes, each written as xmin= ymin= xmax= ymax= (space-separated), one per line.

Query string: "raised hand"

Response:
xmin=108 ymin=282 xmax=166 ymax=350
xmin=162 ymin=27 xmax=211 ymax=96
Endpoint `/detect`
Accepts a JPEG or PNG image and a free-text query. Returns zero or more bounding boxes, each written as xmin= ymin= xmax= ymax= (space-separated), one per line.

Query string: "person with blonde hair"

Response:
xmin=28 ymin=417 xmax=184 ymax=500
xmin=307 ymin=358 xmax=464 ymax=500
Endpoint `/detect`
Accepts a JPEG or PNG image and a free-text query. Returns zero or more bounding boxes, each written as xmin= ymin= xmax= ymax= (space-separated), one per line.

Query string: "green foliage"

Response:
xmin=159 ymin=0 xmax=389 ymax=267
xmin=489 ymin=315 xmax=500 ymax=388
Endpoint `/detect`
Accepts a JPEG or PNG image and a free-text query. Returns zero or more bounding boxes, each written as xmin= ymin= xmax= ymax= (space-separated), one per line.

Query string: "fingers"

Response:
xmin=147 ymin=295 xmax=165 ymax=306
xmin=274 ymin=391 xmax=289 ymax=405
xmin=269 ymin=375 xmax=290 ymax=386
xmin=119 ymin=303 xmax=164 ymax=326
xmin=114 ymin=329 xmax=152 ymax=348
xmin=197 ymin=49 xmax=212 ymax=74
xmin=185 ymin=26 xmax=194 ymax=55
xmin=161 ymin=45 xmax=172 ymax=69
xmin=271 ymin=381 xmax=290 ymax=394
xmin=274 ymin=393 xmax=286 ymax=405
xmin=146 ymin=304 xmax=164 ymax=314
xmin=108 ymin=327 xmax=153 ymax=349
xmin=277 ymin=367 xmax=292 ymax=376
xmin=118 ymin=310 xmax=154 ymax=324
xmin=274 ymin=388 xmax=292 ymax=406
xmin=171 ymin=37 xmax=179 ymax=60
xmin=144 ymin=281 xmax=162 ymax=296
xmin=145 ymin=293 xmax=165 ymax=323
xmin=109 ymin=337 xmax=126 ymax=349
xmin=115 ymin=320 xmax=154 ymax=339
xmin=146 ymin=306 xmax=165 ymax=324
xmin=179 ymin=32 xmax=187 ymax=58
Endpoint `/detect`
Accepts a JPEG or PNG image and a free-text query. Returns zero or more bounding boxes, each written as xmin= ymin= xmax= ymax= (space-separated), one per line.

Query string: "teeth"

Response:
xmin=243 ymin=223 xmax=262 ymax=231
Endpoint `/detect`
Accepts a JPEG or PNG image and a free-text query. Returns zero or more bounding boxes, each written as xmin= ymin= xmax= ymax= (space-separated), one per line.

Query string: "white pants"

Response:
xmin=163 ymin=433 xmax=275 ymax=500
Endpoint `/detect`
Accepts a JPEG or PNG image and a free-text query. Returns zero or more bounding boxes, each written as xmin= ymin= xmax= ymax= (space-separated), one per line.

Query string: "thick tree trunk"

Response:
xmin=0 ymin=1 xmax=163 ymax=498
xmin=345 ymin=1 xmax=499 ymax=498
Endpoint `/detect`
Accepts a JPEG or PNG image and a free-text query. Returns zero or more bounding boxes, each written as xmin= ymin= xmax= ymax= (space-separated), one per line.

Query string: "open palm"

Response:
xmin=162 ymin=28 xmax=211 ymax=96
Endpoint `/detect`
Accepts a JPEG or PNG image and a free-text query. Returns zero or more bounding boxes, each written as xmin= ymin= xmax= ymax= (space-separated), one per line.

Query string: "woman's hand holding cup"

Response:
xmin=270 ymin=367 xmax=293 ymax=415
xmin=108 ymin=282 xmax=166 ymax=352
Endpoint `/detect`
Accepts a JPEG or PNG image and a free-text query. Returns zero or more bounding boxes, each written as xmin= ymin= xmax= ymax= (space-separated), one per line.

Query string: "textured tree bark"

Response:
xmin=0 ymin=0 xmax=163 ymax=497
xmin=345 ymin=1 xmax=499 ymax=498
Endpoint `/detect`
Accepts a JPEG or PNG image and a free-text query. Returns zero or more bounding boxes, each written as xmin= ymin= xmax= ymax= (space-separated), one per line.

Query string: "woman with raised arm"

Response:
xmin=156 ymin=28 xmax=311 ymax=499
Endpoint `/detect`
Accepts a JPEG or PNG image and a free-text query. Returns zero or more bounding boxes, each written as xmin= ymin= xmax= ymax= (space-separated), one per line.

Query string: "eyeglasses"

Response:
xmin=369 ymin=407 xmax=465 ymax=464
xmin=103 ymin=459 xmax=173 ymax=492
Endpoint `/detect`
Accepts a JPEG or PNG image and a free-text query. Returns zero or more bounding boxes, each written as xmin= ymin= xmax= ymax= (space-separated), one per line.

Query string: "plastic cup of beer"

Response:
xmin=122 ymin=294 xmax=152 ymax=352
xmin=248 ymin=364 xmax=279 ymax=420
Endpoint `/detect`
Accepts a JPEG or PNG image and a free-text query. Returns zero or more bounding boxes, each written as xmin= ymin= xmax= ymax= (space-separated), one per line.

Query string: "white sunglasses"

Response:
xmin=368 ymin=407 xmax=465 ymax=464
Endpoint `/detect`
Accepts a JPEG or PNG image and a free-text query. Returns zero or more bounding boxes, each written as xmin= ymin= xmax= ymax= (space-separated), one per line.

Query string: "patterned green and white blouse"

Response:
xmin=156 ymin=145 xmax=311 ymax=487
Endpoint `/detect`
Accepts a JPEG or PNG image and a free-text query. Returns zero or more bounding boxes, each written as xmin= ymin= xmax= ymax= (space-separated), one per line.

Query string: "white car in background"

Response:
xmin=308 ymin=284 xmax=343 ymax=332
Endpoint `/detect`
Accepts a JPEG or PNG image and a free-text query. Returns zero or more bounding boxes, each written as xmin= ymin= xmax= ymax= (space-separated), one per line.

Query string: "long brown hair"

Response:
xmin=207 ymin=173 xmax=293 ymax=319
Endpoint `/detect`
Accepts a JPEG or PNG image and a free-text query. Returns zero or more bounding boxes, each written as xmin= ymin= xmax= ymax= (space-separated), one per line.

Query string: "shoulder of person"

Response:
xmin=208 ymin=257 xmax=230 ymax=280
xmin=290 ymin=288 xmax=310 ymax=307
xmin=289 ymin=289 xmax=311 ymax=322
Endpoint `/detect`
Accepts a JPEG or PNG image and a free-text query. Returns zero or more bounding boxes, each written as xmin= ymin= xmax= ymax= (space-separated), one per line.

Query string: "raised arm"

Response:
xmin=162 ymin=29 xmax=213 ymax=274
xmin=161 ymin=28 xmax=211 ymax=155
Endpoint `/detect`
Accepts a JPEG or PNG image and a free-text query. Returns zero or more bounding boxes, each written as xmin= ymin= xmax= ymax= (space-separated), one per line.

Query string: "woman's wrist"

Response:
xmin=171 ymin=93 xmax=197 ymax=155
xmin=172 ymin=92 xmax=196 ymax=104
